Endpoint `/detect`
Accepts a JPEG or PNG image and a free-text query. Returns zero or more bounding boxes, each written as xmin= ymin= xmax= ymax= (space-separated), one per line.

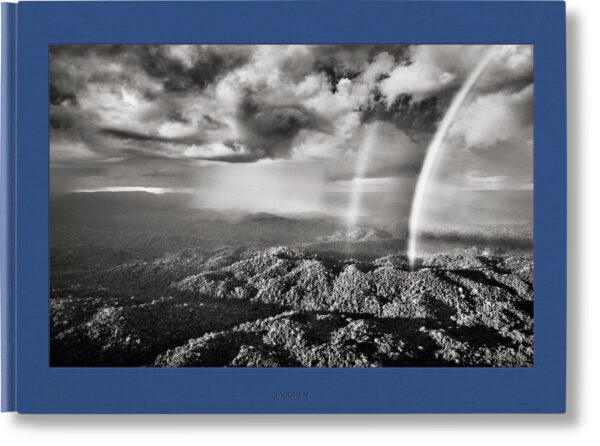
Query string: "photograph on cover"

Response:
xmin=49 ymin=45 xmax=533 ymax=367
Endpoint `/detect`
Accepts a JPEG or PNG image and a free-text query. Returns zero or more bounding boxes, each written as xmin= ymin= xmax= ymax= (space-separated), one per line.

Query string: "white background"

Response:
xmin=1 ymin=0 xmax=598 ymax=444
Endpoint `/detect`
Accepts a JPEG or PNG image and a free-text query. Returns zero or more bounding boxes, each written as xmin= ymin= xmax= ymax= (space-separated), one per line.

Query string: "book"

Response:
xmin=1 ymin=1 xmax=566 ymax=414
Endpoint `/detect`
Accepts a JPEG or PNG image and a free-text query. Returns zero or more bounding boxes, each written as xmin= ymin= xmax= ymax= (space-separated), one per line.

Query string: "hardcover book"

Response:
xmin=0 ymin=1 xmax=566 ymax=413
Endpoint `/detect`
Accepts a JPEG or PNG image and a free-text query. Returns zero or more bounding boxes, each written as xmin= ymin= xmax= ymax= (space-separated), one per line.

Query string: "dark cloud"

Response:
xmin=310 ymin=45 xmax=410 ymax=74
xmin=276 ymin=45 xmax=410 ymax=88
xmin=136 ymin=45 xmax=248 ymax=93
xmin=190 ymin=153 xmax=265 ymax=163
xmin=235 ymin=93 xmax=333 ymax=159
xmin=50 ymin=111 xmax=75 ymax=130
xmin=310 ymin=45 xmax=411 ymax=62
xmin=167 ymin=109 xmax=190 ymax=124
xmin=50 ymin=45 xmax=250 ymax=105
xmin=98 ymin=127 xmax=205 ymax=146
xmin=49 ymin=46 xmax=130 ymax=106
xmin=116 ymin=147 xmax=186 ymax=163
xmin=315 ymin=62 xmax=360 ymax=93
xmin=202 ymin=114 xmax=226 ymax=129
xmin=49 ymin=83 xmax=78 ymax=106
xmin=359 ymin=90 xmax=442 ymax=134
xmin=114 ymin=144 xmax=262 ymax=164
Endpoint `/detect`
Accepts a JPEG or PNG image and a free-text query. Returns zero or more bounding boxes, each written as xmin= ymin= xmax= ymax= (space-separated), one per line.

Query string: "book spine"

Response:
xmin=1 ymin=1 xmax=17 ymax=413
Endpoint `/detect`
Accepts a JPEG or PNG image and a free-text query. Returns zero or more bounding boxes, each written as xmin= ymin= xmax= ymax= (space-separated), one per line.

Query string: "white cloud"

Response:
xmin=158 ymin=121 xmax=197 ymax=139
xmin=449 ymin=84 xmax=533 ymax=148
xmin=379 ymin=45 xmax=533 ymax=104
xmin=379 ymin=45 xmax=478 ymax=102
xmin=362 ymin=52 xmax=395 ymax=86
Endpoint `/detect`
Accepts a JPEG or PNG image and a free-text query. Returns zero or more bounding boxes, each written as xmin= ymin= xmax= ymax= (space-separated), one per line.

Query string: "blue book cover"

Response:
xmin=0 ymin=1 xmax=566 ymax=414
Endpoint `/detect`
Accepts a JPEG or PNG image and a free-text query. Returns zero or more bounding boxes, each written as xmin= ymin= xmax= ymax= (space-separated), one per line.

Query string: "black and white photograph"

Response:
xmin=49 ymin=44 xmax=534 ymax=368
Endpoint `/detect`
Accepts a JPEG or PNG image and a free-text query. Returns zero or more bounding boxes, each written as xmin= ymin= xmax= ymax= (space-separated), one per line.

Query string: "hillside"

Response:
xmin=50 ymin=192 xmax=534 ymax=367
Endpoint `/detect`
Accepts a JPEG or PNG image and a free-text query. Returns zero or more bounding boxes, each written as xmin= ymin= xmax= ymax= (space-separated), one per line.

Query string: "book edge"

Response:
xmin=1 ymin=0 xmax=17 ymax=413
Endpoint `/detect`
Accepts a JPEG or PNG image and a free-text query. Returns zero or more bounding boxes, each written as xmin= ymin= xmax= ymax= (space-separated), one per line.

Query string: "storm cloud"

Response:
xmin=135 ymin=45 xmax=249 ymax=93
xmin=235 ymin=92 xmax=334 ymax=159
xmin=98 ymin=127 xmax=206 ymax=146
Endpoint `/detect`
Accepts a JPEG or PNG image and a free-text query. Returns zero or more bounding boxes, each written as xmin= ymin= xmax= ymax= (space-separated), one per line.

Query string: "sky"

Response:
xmin=50 ymin=44 xmax=534 ymax=227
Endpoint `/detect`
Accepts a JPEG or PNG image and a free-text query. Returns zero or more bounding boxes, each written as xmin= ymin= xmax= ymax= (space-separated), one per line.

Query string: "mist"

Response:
xmin=191 ymin=160 xmax=329 ymax=215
